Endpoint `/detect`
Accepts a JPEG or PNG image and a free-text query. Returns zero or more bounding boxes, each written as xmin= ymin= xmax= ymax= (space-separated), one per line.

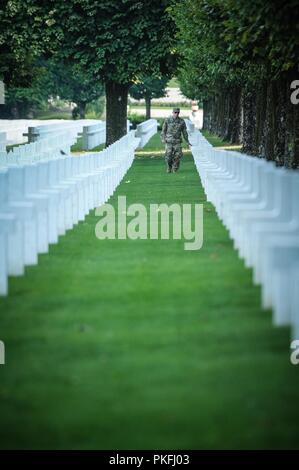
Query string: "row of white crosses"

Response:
xmin=0 ymin=120 xmax=40 ymax=145
xmin=0 ymin=130 xmax=140 ymax=296
xmin=24 ymin=120 xmax=100 ymax=143
xmin=81 ymin=122 xmax=106 ymax=150
xmin=189 ymin=125 xmax=299 ymax=341
xmin=0 ymin=119 xmax=101 ymax=145
xmin=135 ymin=119 xmax=158 ymax=148
xmin=184 ymin=120 xmax=195 ymax=133
xmin=0 ymin=132 xmax=7 ymax=157
xmin=1 ymin=120 xmax=132 ymax=163
xmin=80 ymin=120 xmax=131 ymax=150
xmin=1 ymin=130 xmax=78 ymax=167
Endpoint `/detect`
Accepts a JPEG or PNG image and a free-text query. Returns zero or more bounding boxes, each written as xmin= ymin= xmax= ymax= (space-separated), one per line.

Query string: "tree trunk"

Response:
xmin=223 ymin=92 xmax=229 ymax=138
xmin=202 ymin=99 xmax=210 ymax=130
xmin=231 ymin=87 xmax=242 ymax=144
xmin=292 ymin=102 xmax=299 ymax=168
xmin=202 ymin=99 xmax=207 ymax=130
xmin=11 ymin=103 xmax=19 ymax=119
xmin=216 ymin=92 xmax=225 ymax=137
xmin=213 ymin=97 xmax=216 ymax=132
xmin=264 ymin=81 xmax=275 ymax=161
xmin=145 ymin=95 xmax=151 ymax=120
xmin=78 ymin=102 xmax=86 ymax=119
xmin=0 ymin=103 xmax=13 ymax=118
xmin=241 ymin=88 xmax=256 ymax=154
xmin=212 ymin=95 xmax=217 ymax=134
xmin=285 ymin=68 xmax=299 ymax=169
xmin=210 ymin=95 xmax=216 ymax=134
xmin=223 ymin=91 xmax=230 ymax=140
xmin=285 ymin=72 xmax=294 ymax=168
xmin=273 ymin=76 xmax=287 ymax=166
xmin=226 ymin=92 xmax=233 ymax=142
xmin=105 ymin=81 xmax=130 ymax=146
xmin=254 ymin=80 xmax=267 ymax=156
xmin=240 ymin=89 xmax=244 ymax=145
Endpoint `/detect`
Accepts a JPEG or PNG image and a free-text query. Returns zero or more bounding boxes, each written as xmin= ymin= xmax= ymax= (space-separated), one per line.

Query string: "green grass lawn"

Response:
xmin=71 ymin=137 xmax=105 ymax=153
xmin=167 ymin=77 xmax=180 ymax=88
xmin=135 ymin=132 xmax=167 ymax=152
xmin=0 ymin=134 xmax=298 ymax=449
xmin=202 ymin=129 xmax=242 ymax=151
xmin=136 ymin=132 xmax=190 ymax=154
xmin=35 ymin=111 xmax=73 ymax=120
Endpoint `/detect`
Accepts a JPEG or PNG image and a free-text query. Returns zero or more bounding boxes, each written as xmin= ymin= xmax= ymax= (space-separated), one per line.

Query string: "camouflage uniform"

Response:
xmin=161 ymin=114 xmax=190 ymax=173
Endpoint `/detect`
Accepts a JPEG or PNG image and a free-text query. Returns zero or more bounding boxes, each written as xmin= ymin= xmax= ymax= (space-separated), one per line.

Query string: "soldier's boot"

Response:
xmin=172 ymin=160 xmax=180 ymax=173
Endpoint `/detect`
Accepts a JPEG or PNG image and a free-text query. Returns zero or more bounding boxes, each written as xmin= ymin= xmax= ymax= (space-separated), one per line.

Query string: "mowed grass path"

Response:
xmin=0 ymin=133 xmax=298 ymax=449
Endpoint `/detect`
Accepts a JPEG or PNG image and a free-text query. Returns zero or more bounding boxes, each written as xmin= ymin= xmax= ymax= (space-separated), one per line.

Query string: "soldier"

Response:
xmin=161 ymin=107 xmax=192 ymax=173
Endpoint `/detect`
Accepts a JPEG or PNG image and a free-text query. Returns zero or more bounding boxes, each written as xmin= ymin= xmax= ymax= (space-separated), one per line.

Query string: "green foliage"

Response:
xmin=70 ymin=137 xmax=105 ymax=153
xmin=2 ymin=66 xmax=51 ymax=118
xmin=201 ymin=130 xmax=242 ymax=150
xmin=167 ymin=77 xmax=180 ymax=88
xmin=129 ymin=101 xmax=190 ymax=109
xmin=169 ymin=0 xmax=299 ymax=100
xmin=129 ymin=76 xmax=168 ymax=101
xmin=127 ymin=114 xmax=165 ymax=132
xmin=40 ymin=0 xmax=177 ymax=85
xmin=223 ymin=0 xmax=299 ymax=76
xmin=5 ymin=85 xmax=44 ymax=109
xmin=0 ymin=1 xmax=49 ymax=86
xmin=1 ymin=1 xmax=177 ymax=141
xmin=127 ymin=113 xmax=147 ymax=129
xmin=36 ymin=111 xmax=73 ymax=120
xmin=2 ymin=54 xmax=105 ymax=118
xmin=86 ymin=96 xmax=106 ymax=119
xmin=135 ymin=132 xmax=165 ymax=151
xmin=39 ymin=59 xmax=105 ymax=109
xmin=156 ymin=118 xmax=165 ymax=131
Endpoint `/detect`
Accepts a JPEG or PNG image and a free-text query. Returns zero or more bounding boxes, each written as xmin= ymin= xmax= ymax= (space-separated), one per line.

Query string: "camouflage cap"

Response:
xmin=173 ymin=107 xmax=180 ymax=113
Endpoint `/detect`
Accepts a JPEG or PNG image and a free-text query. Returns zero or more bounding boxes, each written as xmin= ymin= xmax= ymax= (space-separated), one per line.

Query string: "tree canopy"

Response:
xmin=129 ymin=76 xmax=168 ymax=118
xmin=0 ymin=1 xmax=48 ymax=87
xmin=170 ymin=0 xmax=299 ymax=101
xmin=42 ymin=0 xmax=176 ymax=143
xmin=42 ymin=0 xmax=176 ymax=84
xmin=170 ymin=0 xmax=299 ymax=167
xmin=40 ymin=60 xmax=105 ymax=118
xmin=0 ymin=0 xmax=176 ymax=143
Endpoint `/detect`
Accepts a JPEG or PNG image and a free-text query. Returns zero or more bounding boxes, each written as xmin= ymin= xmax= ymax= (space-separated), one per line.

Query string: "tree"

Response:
xmin=0 ymin=1 xmax=46 ymax=88
xmin=40 ymin=60 xmax=105 ymax=119
xmin=0 ymin=1 xmax=55 ymax=117
xmin=1 ymin=1 xmax=176 ymax=144
xmin=0 ymin=58 xmax=105 ymax=119
xmin=35 ymin=0 xmax=176 ymax=145
xmin=170 ymin=0 xmax=299 ymax=168
xmin=2 ymin=83 xmax=45 ymax=119
xmin=0 ymin=62 xmax=51 ymax=119
xmin=129 ymin=76 xmax=168 ymax=119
